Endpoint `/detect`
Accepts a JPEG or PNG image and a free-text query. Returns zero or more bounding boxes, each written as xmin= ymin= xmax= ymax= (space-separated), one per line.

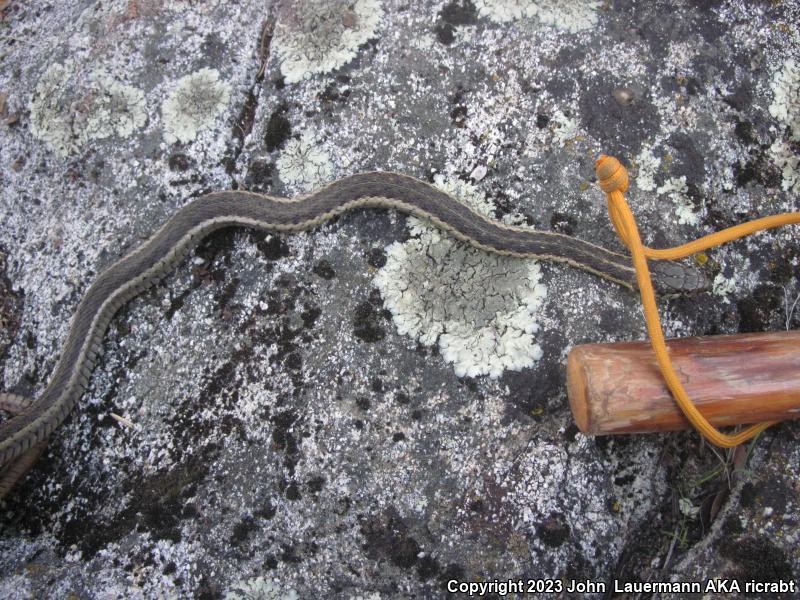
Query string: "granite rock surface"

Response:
xmin=0 ymin=1 xmax=798 ymax=598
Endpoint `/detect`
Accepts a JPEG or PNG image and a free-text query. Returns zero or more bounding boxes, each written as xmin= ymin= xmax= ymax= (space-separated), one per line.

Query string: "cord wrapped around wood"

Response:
xmin=567 ymin=331 xmax=800 ymax=435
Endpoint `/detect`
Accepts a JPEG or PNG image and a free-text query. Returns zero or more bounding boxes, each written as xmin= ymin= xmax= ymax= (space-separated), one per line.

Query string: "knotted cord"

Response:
xmin=595 ymin=154 xmax=800 ymax=447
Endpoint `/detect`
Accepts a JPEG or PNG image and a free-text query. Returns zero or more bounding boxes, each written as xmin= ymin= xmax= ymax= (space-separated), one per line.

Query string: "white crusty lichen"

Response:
xmin=273 ymin=0 xmax=384 ymax=84
xmin=29 ymin=61 xmax=146 ymax=157
xmin=161 ymin=68 xmax=231 ymax=144
xmin=769 ymin=58 xmax=800 ymax=141
xmin=224 ymin=576 xmax=299 ymax=600
xmin=77 ymin=72 xmax=147 ymax=145
xmin=550 ymin=109 xmax=580 ymax=144
xmin=656 ymin=176 xmax=699 ymax=226
xmin=769 ymin=139 xmax=800 ymax=194
xmin=374 ymin=175 xmax=547 ymax=379
xmin=767 ymin=59 xmax=800 ymax=193
xmin=474 ymin=0 xmax=599 ymax=33
xmin=276 ymin=131 xmax=334 ymax=189
xmin=712 ymin=272 xmax=737 ymax=300
xmin=634 ymin=146 xmax=660 ymax=192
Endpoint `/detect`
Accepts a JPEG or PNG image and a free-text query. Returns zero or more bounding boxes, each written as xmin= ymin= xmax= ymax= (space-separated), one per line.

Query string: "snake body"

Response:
xmin=0 ymin=172 xmax=707 ymax=497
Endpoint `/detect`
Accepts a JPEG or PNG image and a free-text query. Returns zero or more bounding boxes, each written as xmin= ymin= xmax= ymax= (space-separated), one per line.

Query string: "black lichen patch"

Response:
xmin=535 ymin=114 xmax=549 ymax=129
xmin=366 ymin=247 xmax=387 ymax=268
xmin=746 ymin=474 xmax=791 ymax=516
xmin=167 ymin=367 xmax=246 ymax=464
xmin=434 ymin=0 xmax=478 ymax=46
xmin=284 ymin=351 xmax=302 ymax=370
xmin=193 ymin=228 xmax=239 ymax=268
xmin=0 ymin=246 xmax=23 ymax=365
xmin=439 ymin=563 xmax=466 ymax=588
xmin=319 ymin=81 xmax=351 ymax=104
xmin=272 ymin=409 xmax=302 ymax=474
xmin=230 ymin=516 xmax=256 ymax=547
xmin=449 ymin=88 xmax=468 ymax=128
xmin=440 ymin=0 xmax=477 ymax=26
xmin=167 ymin=152 xmax=193 ymax=172
xmin=632 ymin=4 xmax=718 ymax=59
xmin=537 ymin=512 xmax=571 ymax=548
xmin=245 ymin=159 xmax=274 ymax=192
xmin=300 ymin=306 xmax=321 ymax=329
xmin=353 ymin=299 xmax=386 ymax=342
xmin=733 ymin=154 xmax=782 ymax=189
xmin=549 ymin=212 xmax=576 ymax=236
xmin=59 ymin=458 xmax=208 ymax=556
xmin=736 ymin=283 xmax=782 ymax=332
xmin=665 ymin=132 xmax=705 ymax=186
xmin=306 ymin=475 xmax=325 ymax=494
xmin=721 ymin=514 xmax=743 ymax=536
xmin=435 ymin=23 xmax=455 ymax=45
xmin=165 ymin=286 xmax=194 ymax=321
xmin=733 ymin=119 xmax=757 ymax=147
xmin=740 ymin=482 xmax=757 ymax=508
xmin=284 ymin=481 xmax=301 ymax=501
xmin=724 ymin=79 xmax=754 ymax=113
xmin=265 ymin=105 xmax=291 ymax=152
xmin=768 ymin=245 xmax=800 ymax=287
xmin=719 ymin=536 xmax=793 ymax=590
xmin=252 ymin=233 xmax=290 ymax=261
xmin=255 ymin=497 xmax=277 ymax=520
xmin=417 ymin=554 xmax=440 ymax=580
xmin=312 ymin=259 xmax=335 ymax=279
xmin=360 ymin=509 xmax=422 ymax=569
xmin=216 ymin=276 xmax=240 ymax=317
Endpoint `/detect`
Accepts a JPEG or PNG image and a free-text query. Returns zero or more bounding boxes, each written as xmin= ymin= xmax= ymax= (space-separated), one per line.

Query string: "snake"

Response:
xmin=0 ymin=172 xmax=708 ymax=498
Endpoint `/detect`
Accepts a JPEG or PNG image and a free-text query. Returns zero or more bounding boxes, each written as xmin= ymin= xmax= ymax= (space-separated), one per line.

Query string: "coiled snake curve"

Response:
xmin=0 ymin=172 xmax=708 ymax=498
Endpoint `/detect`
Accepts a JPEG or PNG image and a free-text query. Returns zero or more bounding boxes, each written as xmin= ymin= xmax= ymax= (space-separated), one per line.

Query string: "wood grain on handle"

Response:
xmin=567 ymin=331 xmax=800 ymax=435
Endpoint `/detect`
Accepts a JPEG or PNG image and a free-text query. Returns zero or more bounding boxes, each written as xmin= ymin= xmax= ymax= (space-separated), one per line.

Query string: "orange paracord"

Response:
xmin=595 ymin=155 xmax=800 ymax=448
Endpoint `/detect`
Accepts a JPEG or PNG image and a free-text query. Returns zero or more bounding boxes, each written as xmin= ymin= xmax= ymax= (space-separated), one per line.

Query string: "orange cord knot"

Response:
xmin=591 ymin=152 xmax=795 ymax=449
xmin=595 ymin=154 xmax=629 ymax=194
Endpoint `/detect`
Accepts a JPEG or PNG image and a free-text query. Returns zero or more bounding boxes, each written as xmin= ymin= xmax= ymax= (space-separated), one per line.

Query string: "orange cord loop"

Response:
xmin=595 ymin=154 xmax=800 ymax=448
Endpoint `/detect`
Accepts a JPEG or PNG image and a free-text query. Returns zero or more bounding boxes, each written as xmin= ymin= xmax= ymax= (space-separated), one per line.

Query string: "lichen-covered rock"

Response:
xmin=273 ymin=0 xmax=384 ymax=84
xmin=162 ymin=68 xmax=231 ymax=144
xmin=374 ymin=176 xmax=547 ymax=378
xmin=0 ymin=0 xmax=798 ymax=598
xmin=29 ymin=61 xmax=147 ymax=156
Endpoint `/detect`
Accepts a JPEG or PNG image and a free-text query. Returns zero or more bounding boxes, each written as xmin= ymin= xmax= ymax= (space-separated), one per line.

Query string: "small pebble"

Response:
xmin=470 ymin=164 xmax=487 ymax=181
xmin=612 ymin=87 xmax=635 ymax=106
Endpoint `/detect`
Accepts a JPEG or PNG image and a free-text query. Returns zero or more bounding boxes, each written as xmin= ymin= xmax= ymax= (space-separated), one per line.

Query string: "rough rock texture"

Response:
xmin=0 ymin=1 xmax=798 ymax=598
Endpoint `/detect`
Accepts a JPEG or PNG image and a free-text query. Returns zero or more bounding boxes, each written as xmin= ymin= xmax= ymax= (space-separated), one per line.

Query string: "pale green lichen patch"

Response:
xmin=162 ymin=68 xmax=231 ymax=144
xmin=275 ymin=131 xmax=335 ymax=189
xmin=225 ymin=576 xmax=299 ymax=600
xmin=656 ymin=175 xmax=699 ymax=226
xmin=273 ymin=0 xmax=384 ymax=84
xmin=768 ymin=58 xmax=800 ymax=193
xmin=29 ymin=61 xmax=146 ymax=157
xmin=634 ymin=146 xmax=660 ymax=192
xmin=769 ymin=139 xmax=800 ymax=194
xmin=769 ymin=58 xmax=800 ymax=141
xmin=474 ymin=0 xmax=599 ymax=33
xmin=374 ymin=176 xmax=547 ymax=378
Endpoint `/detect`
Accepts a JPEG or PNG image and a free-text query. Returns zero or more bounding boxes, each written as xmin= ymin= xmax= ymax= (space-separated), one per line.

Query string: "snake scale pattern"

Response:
xmin=0 ymin=172 xmax=708 ymax=497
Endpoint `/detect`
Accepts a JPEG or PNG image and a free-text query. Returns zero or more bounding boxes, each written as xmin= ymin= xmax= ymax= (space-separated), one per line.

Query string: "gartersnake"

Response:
xmin=0 ymin=172 xmax=707 ymax=497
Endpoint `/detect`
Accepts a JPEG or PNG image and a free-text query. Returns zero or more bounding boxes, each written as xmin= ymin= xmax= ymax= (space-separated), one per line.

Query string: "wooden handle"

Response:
xmin=567 ymin=331 xmax=800 ymax=435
